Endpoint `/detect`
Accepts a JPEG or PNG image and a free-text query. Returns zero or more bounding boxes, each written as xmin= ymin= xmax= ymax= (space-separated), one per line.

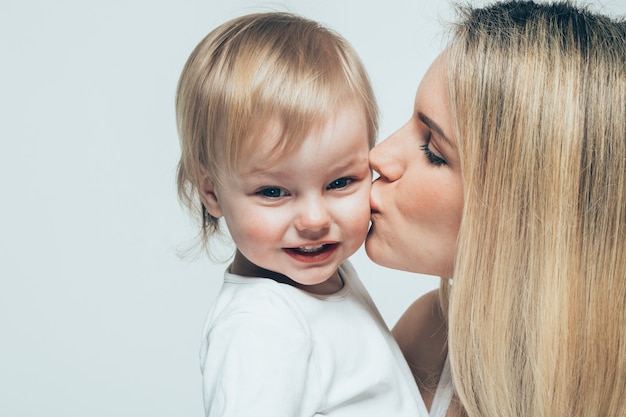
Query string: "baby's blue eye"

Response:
xmin=258 ymin=187 xmax=286 ymax=198
xmin=328 ymin=178 xmax=351 ymax=190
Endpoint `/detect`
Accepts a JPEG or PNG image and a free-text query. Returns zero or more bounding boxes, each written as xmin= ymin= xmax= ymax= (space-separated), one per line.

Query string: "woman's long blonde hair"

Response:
xmin=445 ymin=1 xmax=626 ymax=416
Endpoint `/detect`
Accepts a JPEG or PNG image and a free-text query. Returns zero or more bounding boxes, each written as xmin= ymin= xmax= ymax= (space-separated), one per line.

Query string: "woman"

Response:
xmin=366 ymin=1 xmax=626 ymax=416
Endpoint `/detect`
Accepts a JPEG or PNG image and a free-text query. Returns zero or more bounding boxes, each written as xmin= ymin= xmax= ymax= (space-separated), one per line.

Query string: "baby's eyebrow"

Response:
xmin=418 ymin=112 xmax=454 ymax=148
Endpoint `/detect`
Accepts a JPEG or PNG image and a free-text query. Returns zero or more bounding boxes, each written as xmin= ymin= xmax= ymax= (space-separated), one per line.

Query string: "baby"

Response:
xmin=175 ymin=12 xmax=428 ymax=417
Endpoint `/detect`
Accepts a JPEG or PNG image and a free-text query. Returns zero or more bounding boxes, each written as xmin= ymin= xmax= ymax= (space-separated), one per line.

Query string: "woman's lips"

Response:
xmin=369 ymin=195 xmax=380 ymax=213
xmin=369 ymin=181 xmax=381 ymax=213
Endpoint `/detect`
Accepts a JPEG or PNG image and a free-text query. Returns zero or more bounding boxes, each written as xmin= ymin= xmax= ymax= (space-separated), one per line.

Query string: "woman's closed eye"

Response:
xmin=420 ymin=142 xmax=447 ymax=166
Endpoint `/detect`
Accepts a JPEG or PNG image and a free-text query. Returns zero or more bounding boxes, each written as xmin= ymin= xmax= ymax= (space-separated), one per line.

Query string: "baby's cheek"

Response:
xmin=350 ymin=200 xmax=373 ymax=235
xmin=227 ymin=213 xmax=276 ymax=247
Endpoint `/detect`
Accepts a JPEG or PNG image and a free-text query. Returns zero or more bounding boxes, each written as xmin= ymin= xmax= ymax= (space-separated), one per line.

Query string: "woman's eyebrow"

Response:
xmin=418 ymin=112 xmax=454 ymax=147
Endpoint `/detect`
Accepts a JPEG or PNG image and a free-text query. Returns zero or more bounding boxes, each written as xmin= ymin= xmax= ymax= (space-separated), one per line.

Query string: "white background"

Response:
xmin=1 ymin=0 xmax=623 ymax=416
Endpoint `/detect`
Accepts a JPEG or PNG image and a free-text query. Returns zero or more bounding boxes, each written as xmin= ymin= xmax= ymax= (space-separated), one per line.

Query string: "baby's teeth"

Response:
xmin=299 ymin=245 xmax=324 ymax=252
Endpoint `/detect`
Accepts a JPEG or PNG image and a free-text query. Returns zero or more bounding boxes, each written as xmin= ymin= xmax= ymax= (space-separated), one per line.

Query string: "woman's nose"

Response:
xmin=294 ymin=196 xmax=331 ymax=232
xmin=369 ymin=133 xmax=404 ymax=182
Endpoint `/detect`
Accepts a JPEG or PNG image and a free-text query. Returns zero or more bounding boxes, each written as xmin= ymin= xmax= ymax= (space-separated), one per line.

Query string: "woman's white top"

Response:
xmin=429 ymin=355 xmax=453 ymax=417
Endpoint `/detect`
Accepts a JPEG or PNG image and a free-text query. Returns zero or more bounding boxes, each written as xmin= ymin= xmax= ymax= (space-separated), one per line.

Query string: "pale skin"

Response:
xmin=368 ymin=53 xmax=464 ymax=415
xmin=366 ymin=54 xmax=462 ymax=279
xmin=199 ymin=102 xmax=372 ymax=296
xmin=394 ymin=290 xmax=451 ymax=412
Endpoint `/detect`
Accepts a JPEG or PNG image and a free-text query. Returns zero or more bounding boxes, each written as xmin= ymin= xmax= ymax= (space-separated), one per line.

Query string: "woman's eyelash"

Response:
xmin=420 ymin=143 xmax=447 ymax=166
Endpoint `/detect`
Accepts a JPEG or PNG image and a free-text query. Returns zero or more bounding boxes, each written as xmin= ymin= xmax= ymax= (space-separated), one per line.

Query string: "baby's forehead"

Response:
xmin=232 ymin=126 xmax=310 ymax=174
xmin=221 ymin=99 xmax=371 ymax=175
xmin=231 ymin=116 xmax=320 ymax=165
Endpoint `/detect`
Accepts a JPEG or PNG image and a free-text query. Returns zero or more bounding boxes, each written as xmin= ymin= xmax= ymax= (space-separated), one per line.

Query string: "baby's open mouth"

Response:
xmin=296 ymin=245 xmax=326 ymax=253
xmin=286 ymin=243 xmax=338 ymax=254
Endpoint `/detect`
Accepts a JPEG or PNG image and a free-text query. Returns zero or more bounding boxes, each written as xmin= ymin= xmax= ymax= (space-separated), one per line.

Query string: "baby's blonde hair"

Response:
xmin=444 ymin=1 xmax=626 ymax=416
xmin=176 ymin=12 xmax=378 ymax=251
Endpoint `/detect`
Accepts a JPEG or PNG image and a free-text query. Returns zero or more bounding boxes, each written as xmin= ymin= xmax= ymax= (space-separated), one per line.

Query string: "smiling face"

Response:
xmin=366 ymin=54 xmax=463 ymax=278
xmin=200 ymin=102 xmax=372 ymax=292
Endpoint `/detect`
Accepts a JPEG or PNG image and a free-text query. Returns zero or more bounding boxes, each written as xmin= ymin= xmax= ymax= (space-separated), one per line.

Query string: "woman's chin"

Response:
xmin=364 ymin=235 xmax=393 ymax=268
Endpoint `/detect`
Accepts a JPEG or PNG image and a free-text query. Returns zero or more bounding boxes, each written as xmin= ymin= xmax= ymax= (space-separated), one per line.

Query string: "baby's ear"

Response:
xmin=199 ymin=174 xmax=223 ymax=218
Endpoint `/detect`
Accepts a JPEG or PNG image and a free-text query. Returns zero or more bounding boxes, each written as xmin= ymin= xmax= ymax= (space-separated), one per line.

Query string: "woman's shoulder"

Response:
xmin=392 ymin=289 xmax=448 ymax=406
